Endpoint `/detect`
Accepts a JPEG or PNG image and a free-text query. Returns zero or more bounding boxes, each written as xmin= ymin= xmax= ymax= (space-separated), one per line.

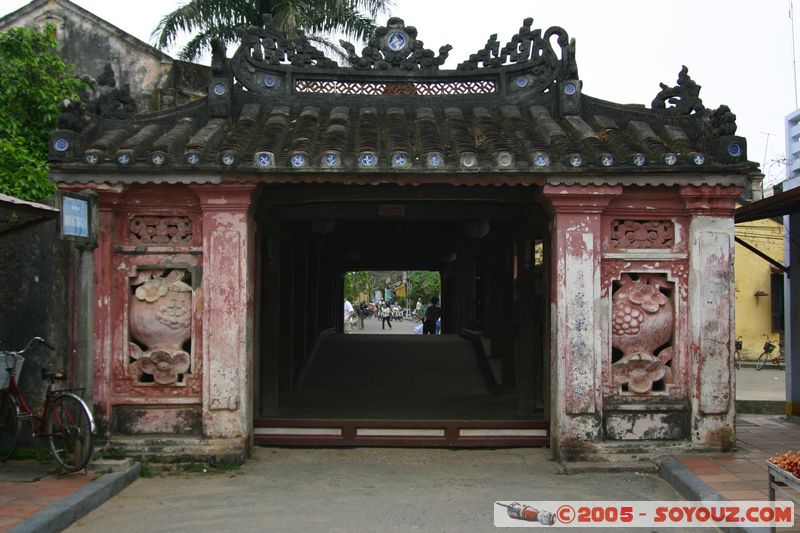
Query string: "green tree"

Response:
xmin=408 ymin=271 xmax=440 ymax=304
xmin=0 ymin=25 xmax=84 ymax=201
xmin=344 ymin=271 xmax=375 ymax=303
xmin=153 ymin=0 xmax=391 ymax=62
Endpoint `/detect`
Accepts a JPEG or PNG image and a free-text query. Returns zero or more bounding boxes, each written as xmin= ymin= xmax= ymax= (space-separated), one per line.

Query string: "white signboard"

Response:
xmin=62 ymin=195 xmax=89 ymax=238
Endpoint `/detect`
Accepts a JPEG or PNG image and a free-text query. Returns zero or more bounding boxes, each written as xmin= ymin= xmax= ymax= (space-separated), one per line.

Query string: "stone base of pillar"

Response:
xmin=557 ymin=439 xmax=728 ymax=464
xmin=101 ymin=436 xmax=249 ymax=464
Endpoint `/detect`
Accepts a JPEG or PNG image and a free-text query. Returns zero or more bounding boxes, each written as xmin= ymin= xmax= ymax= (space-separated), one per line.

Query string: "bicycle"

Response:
xmin=755 ymin=335 xmax=785 ymax=371
xmin=0 ymin=337 xmax=95 ymax=473
xmin=734 ymin=336 xmax=743 ymax=370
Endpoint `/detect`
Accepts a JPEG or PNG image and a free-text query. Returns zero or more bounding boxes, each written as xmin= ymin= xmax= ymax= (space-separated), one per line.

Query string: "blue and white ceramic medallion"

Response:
xmin=84 ymin=153 xmax=99 ymax=165
xmin=323 ymin=152 xmax=340 ymax=168
xmin=291 ymin=153 xmax=307 ymax=168
xmin=222 ymin=152 xmax=236 ymax=166
xmin=256 ymin=153 xmax=272 ymax=168
xmin=117 ymin=153 xmax=131 ymax=166
xmin=392 ymin=153 xmax=408 ymax=168
xmin=427 ymin=153 xmax=444 ymax=168
xmin=692 ymin=153 xmax=707 ymax=165
xmin=563 ymin=82 xmax=577 ymax=95
xmin=533 ymin=152 xmax=550 ymax=167
xmin=264 ymin=76 xmax=276 ymax=88
xmin=386 ymin=31 xmax=408 ymax=52
xmin=213 ymin=83 xmax=226 ymax=96
xmin=632 ymin=153 xmax=646 ymax=167
xmin=664 ymin=153 xmax=678 ymax=166
xmin=359 ymin=152 xmax=377 ymax=168
xmin=151 ymin=153 xmax=166 ymax=166
xmin=53 ymin=138 xmax=69 ymax=152
xmin=600 ymin=153 xmax=614 ymax=167
xmin=727 ymin=143 xmax=743 ymax=157
xmin=186 ymin=153 xmax=200 ymax=165
xmin=516 ymin=77 xmax=529 ymax=89
xmin=568 ymin=153 xmax=583 ymax=167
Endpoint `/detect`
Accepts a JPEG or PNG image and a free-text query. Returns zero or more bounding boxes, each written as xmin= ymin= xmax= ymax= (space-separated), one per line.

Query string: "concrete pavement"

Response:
xmin=65 ymin=447 xmax=705 ymax=533
xmin=349 ymin=315 xmax=419 ymax=335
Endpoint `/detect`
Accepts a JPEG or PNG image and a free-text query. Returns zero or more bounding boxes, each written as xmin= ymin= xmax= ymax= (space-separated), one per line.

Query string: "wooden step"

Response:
xmin=254 ymin=418 xmax=549 ymax=447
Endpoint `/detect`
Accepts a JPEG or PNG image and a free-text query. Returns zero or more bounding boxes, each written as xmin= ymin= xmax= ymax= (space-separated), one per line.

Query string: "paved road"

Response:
xmin=67 ymin=447 xmax=706 ymax=533
xmin=735 ymin=366 xmax=786 ymax=401
xmin=349 ymin=315 xmax=420 ymax=335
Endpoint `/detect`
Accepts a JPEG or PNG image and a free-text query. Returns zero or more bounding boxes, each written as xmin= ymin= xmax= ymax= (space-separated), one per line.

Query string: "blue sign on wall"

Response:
xmin=62 ymin=196 xmax=89 ymax=238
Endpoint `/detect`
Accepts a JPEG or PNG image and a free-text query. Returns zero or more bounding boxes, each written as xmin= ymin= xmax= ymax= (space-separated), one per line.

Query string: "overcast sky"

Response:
xmin=4 ymin=0 xmax=797 ymax=187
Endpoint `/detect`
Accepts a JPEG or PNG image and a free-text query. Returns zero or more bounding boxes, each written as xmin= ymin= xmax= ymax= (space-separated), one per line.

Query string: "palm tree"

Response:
xmin=153 ymin=0 xmax=391 ymax=62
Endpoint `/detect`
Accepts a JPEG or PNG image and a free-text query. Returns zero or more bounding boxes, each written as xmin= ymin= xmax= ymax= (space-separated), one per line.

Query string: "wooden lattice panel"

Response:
xmin=295 ymin=79 xmax=496 ymax=96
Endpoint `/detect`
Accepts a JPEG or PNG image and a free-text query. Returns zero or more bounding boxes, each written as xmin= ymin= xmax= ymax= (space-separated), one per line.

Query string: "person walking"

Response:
xmin=423 ymin=296 xmax=441 ymax=335
xmin=380 ymin=301 xmax=392 ymax=330
xmin=344 ymin=297 xmax=354 ymax=334
xmin=357 ymin=301 xmax=368 ymax=330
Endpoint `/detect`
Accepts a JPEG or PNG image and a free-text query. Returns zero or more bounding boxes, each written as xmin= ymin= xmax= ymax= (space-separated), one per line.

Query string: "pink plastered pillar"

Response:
xmin=542 ymin=184 xmax=622 ymax=460
xmin=680 ymin=185 xmax=740 ymax=449
xmin=191 ymin=184 xmax=258 ymax=450
xmin=91 ymin=187 xmax=124 ymax=436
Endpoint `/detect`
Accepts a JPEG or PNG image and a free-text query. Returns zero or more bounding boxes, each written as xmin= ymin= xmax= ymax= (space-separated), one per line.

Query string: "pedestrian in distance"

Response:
xmin=357 ymin=301 xmax=368 ymax=330
xmin=423 ymin=296 xmax=441 ymax=334
xmin=380 ymin=301 xmax=392 ymax=330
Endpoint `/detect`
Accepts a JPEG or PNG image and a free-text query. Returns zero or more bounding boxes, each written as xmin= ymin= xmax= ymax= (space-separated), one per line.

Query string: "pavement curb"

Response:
xmin=735 ymin=399 xmax=786 ymax=415
xmin=9 ymin=462 xmax=141 ymax=533
xmin=659 ymin=458 xmax=767 ymax=533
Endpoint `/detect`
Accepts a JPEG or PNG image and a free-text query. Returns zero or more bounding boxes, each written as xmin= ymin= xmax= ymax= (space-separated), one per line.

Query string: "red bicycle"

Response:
xmin=0 ymin=337 xmax=95 ymax=473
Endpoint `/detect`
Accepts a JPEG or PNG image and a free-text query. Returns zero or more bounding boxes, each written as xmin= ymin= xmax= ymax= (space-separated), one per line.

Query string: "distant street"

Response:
xmin=348 ymin=315 xmax=419 ymax=335
xmin=736 ymin=366 xmax=786 ymax=401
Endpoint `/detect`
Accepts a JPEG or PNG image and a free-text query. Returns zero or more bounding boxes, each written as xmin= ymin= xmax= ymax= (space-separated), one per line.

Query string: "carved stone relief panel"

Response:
xmin=610 ymin=273 xmax=675 ymax=395
xmin=609 ymin=220 xmax=674 ymax=249
xmin=128 ymin=269 xmax=193 ymax=385
xmin=129 ymin=215 xmax=193 ymax=245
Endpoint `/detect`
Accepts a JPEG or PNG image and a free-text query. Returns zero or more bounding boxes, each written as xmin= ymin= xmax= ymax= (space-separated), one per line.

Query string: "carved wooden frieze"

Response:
xmin=609 ymin=220 xmax=674 ymax=249
xmin=610 ymin=273 xmax=674 ymax=394
xmin=129 ymin=216 xmax=193 ymax=245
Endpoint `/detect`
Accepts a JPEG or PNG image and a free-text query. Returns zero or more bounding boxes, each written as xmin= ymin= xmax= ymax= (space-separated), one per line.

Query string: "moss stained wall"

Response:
xmin=0 ymin=221 xmax=70 ymax=421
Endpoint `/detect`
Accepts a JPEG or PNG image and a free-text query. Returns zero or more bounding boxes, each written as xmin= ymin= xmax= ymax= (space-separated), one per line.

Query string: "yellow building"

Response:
xmin=735 ymin=215 xmax=785 ymax=359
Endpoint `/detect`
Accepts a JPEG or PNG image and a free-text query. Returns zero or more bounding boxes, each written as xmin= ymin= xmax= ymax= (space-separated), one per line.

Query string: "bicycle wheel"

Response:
xmin=755 ymin=352 xmax=767 ymax=371
xmin=45 ymin=394 xmax=93 ymax=473
xmin=0 ymin=392 xmax=19 ymax=461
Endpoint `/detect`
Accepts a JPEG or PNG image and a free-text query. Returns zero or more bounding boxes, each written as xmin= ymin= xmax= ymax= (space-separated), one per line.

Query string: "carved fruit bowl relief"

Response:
xmin=611 ymin=274 xmax=674 ymax=394
xmin=129 ymin=269 xmax=192 ymax=384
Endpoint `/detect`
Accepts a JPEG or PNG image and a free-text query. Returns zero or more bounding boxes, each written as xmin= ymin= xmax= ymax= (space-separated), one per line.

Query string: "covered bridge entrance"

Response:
xmin=49 ymin=16 xmax=756 ymax=461
xmin=253 ymin=183 xmax=549 ymax=446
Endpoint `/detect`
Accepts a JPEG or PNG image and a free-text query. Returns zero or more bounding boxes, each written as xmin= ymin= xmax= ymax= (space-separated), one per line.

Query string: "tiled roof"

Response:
xmin=48 ymin=17 xmax=756 ymax=183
